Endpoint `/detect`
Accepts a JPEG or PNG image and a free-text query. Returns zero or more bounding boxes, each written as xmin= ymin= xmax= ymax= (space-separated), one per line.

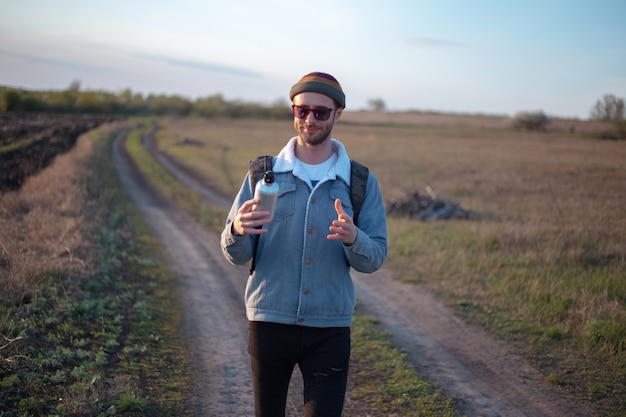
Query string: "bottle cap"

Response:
xmin=263 ymin=171 xmax=275 ymax=183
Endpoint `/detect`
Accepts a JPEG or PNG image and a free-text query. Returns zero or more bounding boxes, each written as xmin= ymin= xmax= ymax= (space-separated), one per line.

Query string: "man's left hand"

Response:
xmin=327 ymin=198 xmax=357 ymax=246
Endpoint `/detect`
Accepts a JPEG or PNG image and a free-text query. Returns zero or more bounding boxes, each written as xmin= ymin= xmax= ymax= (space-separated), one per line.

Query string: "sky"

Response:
xmin=1 ymin=0 xmax=625 ymax=119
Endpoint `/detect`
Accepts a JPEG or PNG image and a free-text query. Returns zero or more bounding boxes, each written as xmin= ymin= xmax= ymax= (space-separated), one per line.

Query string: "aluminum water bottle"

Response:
xmin=254 ymin=171 xmax=279 ymax=221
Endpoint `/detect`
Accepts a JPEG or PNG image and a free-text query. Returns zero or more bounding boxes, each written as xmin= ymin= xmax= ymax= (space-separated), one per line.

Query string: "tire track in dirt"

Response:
xmin=353 ymin=270 xmax=595 ymax=416
xmin=112 ymin=132 xmax=304 ymax=416
xmin=116 ymin=130 xmax=596 ymax=417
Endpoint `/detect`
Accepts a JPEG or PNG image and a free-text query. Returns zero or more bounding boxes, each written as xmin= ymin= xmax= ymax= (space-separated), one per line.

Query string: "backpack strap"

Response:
xmin=350 ymin=159 xmax=369 ymax=226
xmin=249 ymin=155 xmax=273 ymax=190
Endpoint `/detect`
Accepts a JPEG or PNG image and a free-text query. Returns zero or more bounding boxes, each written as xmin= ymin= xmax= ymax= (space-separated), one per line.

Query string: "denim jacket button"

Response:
xmin=305 ymin=258 xmax=313 ymax=265
xmin=298 ymin=317 xmax=305 ymax=322
xmin=303 ymin=289 xmax=311 ymax=295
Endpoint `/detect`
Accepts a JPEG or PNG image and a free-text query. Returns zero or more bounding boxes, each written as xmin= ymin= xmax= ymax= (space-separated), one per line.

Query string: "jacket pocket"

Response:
xmin=273 ymin=182 xmax=296 ymax=222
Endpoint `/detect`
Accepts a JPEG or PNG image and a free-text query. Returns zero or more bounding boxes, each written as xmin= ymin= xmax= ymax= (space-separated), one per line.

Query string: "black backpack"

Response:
xmin=248 ymin=155 xmax=369 ymax=273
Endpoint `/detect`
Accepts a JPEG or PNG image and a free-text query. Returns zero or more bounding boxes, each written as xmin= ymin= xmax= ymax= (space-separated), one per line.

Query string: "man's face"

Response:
xmin=292 ymin=92 xmax=343 ymax=147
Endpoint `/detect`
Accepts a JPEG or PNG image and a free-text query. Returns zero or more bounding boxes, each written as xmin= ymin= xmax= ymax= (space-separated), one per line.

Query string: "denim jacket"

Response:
xmin=221 ymin=137 xmax=388 ymax=327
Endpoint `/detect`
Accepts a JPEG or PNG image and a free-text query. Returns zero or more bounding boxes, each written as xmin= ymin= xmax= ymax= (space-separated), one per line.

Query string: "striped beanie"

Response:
xmin=289 ymin=72 xmax=345 ymax=108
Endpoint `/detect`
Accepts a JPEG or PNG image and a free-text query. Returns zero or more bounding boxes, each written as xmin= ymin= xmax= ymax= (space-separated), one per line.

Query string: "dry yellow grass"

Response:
xmin=340 ymin=110 xmax=612 ymax=133
xmin=0 ymin=129 xmax=100 ymax=301
xmin=155 ymin=115 xmax=626 ymax=303
xmin=1 ymin=121 xmax=196 ymax=416
xmin=155 ymin=114 xmax=625 ymax=412
xmin=156 ymin=115 xmax=624 ymax=259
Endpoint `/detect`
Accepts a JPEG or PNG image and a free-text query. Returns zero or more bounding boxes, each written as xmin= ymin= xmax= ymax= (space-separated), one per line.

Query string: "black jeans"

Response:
xmin=248 ymin=321 xmax=351 ymax=417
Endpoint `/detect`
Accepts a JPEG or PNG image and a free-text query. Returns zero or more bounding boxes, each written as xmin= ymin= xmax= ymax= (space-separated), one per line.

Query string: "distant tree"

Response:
xmin=193 ymin=94 xmax=229 ymax=117
xmin=74 ymin=91 xmax=101 ymax=112
xmin=590 ymin=94 xmax=625 ymax=121
xmin=0 ymin=88 xmax=21 ymax=111
xmin=590 ymin=94 xmax=626 ymax=140
xmin=128 ymin=93 xmax=146 ymax=114
xmin=268 ymin=98 xmax=292 ymax=120
xmin=145 ymin=94 xmax=191 ymax=116
xmin=48 ymin=90 xmax=77 ymax=112
xmin=367 ymin=98 xmax=386 ymax=112
xmin=0 ymin=85 xmax=298 ymax=119
xmin=117 ymin=88 xmax=133 ymax=106
xmin=20 ymin=93 xmax=43 ymax=111
xmin=68 ymin=80 xmax=81 ymax=92
xmin=512 ymin=111 xmax=550 ymax=131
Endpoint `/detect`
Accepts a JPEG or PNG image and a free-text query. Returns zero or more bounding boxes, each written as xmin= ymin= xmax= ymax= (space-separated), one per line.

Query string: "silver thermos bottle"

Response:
xmin=254 ymin=171 xmax=278 ymax=221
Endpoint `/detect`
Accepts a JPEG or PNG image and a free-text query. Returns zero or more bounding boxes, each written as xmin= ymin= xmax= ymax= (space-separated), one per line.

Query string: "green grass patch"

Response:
xmin=386 ymin=216 xmax=626 ymax=414
xmin=348 ymin=304 xmax=463 ymax=416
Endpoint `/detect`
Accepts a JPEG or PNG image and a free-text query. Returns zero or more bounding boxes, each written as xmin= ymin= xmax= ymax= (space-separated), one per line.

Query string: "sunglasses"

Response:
xmin=291 ymin=105 xmax=336 ymax=121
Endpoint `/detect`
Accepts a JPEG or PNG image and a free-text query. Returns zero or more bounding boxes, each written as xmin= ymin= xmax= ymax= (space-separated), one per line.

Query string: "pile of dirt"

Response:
xmin=386 ymin=185 xmax=483 ymax=221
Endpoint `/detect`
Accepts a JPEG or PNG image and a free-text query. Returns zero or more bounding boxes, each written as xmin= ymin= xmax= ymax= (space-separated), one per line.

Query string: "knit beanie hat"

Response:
xmin=289 ymin=72 xmax=346 ymax=108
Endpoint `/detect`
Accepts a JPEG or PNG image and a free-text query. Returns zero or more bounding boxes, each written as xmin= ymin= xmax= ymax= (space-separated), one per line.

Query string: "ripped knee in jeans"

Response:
xmin=312 ymin=366 xmax=347 ymax=382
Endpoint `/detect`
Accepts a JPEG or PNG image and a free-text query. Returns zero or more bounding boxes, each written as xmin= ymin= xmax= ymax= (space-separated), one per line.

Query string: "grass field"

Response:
xmin=1 ymin=112 xmax=623 ymax=415
xmin=0 ymin=123 xmax=194 ymax=416
xmin=0 ymin=116 xmax=465 ymax=416
xmin=155 ymin=114 xmax=625 ymax=414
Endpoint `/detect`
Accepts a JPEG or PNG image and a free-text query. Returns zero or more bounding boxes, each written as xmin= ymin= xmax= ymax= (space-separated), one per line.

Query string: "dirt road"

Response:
xmin=112 ymin=131 xmax=595 ymax=416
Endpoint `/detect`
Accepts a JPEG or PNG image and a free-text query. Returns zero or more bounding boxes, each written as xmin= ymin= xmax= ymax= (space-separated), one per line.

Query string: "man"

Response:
xmin=220 ymin=72 xmax=388 ymax=417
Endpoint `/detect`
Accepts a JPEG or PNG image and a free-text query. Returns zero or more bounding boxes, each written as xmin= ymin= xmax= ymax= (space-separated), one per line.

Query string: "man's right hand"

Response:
xmin=232 ymin=198 xmax=272 ymax=236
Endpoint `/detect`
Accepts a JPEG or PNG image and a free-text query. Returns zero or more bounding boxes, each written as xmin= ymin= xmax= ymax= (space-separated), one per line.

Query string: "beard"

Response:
xmin=294 ymin=113 xmax=336 ymax=147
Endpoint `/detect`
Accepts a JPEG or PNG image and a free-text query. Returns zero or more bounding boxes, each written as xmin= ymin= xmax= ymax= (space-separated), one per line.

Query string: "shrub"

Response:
xmin=512 ymin=111 xmax=550 ymax=131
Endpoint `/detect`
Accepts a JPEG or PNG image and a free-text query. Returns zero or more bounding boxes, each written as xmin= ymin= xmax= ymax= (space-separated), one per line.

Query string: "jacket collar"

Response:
xmin=273 ymin=137 xmax=352 ymax=185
